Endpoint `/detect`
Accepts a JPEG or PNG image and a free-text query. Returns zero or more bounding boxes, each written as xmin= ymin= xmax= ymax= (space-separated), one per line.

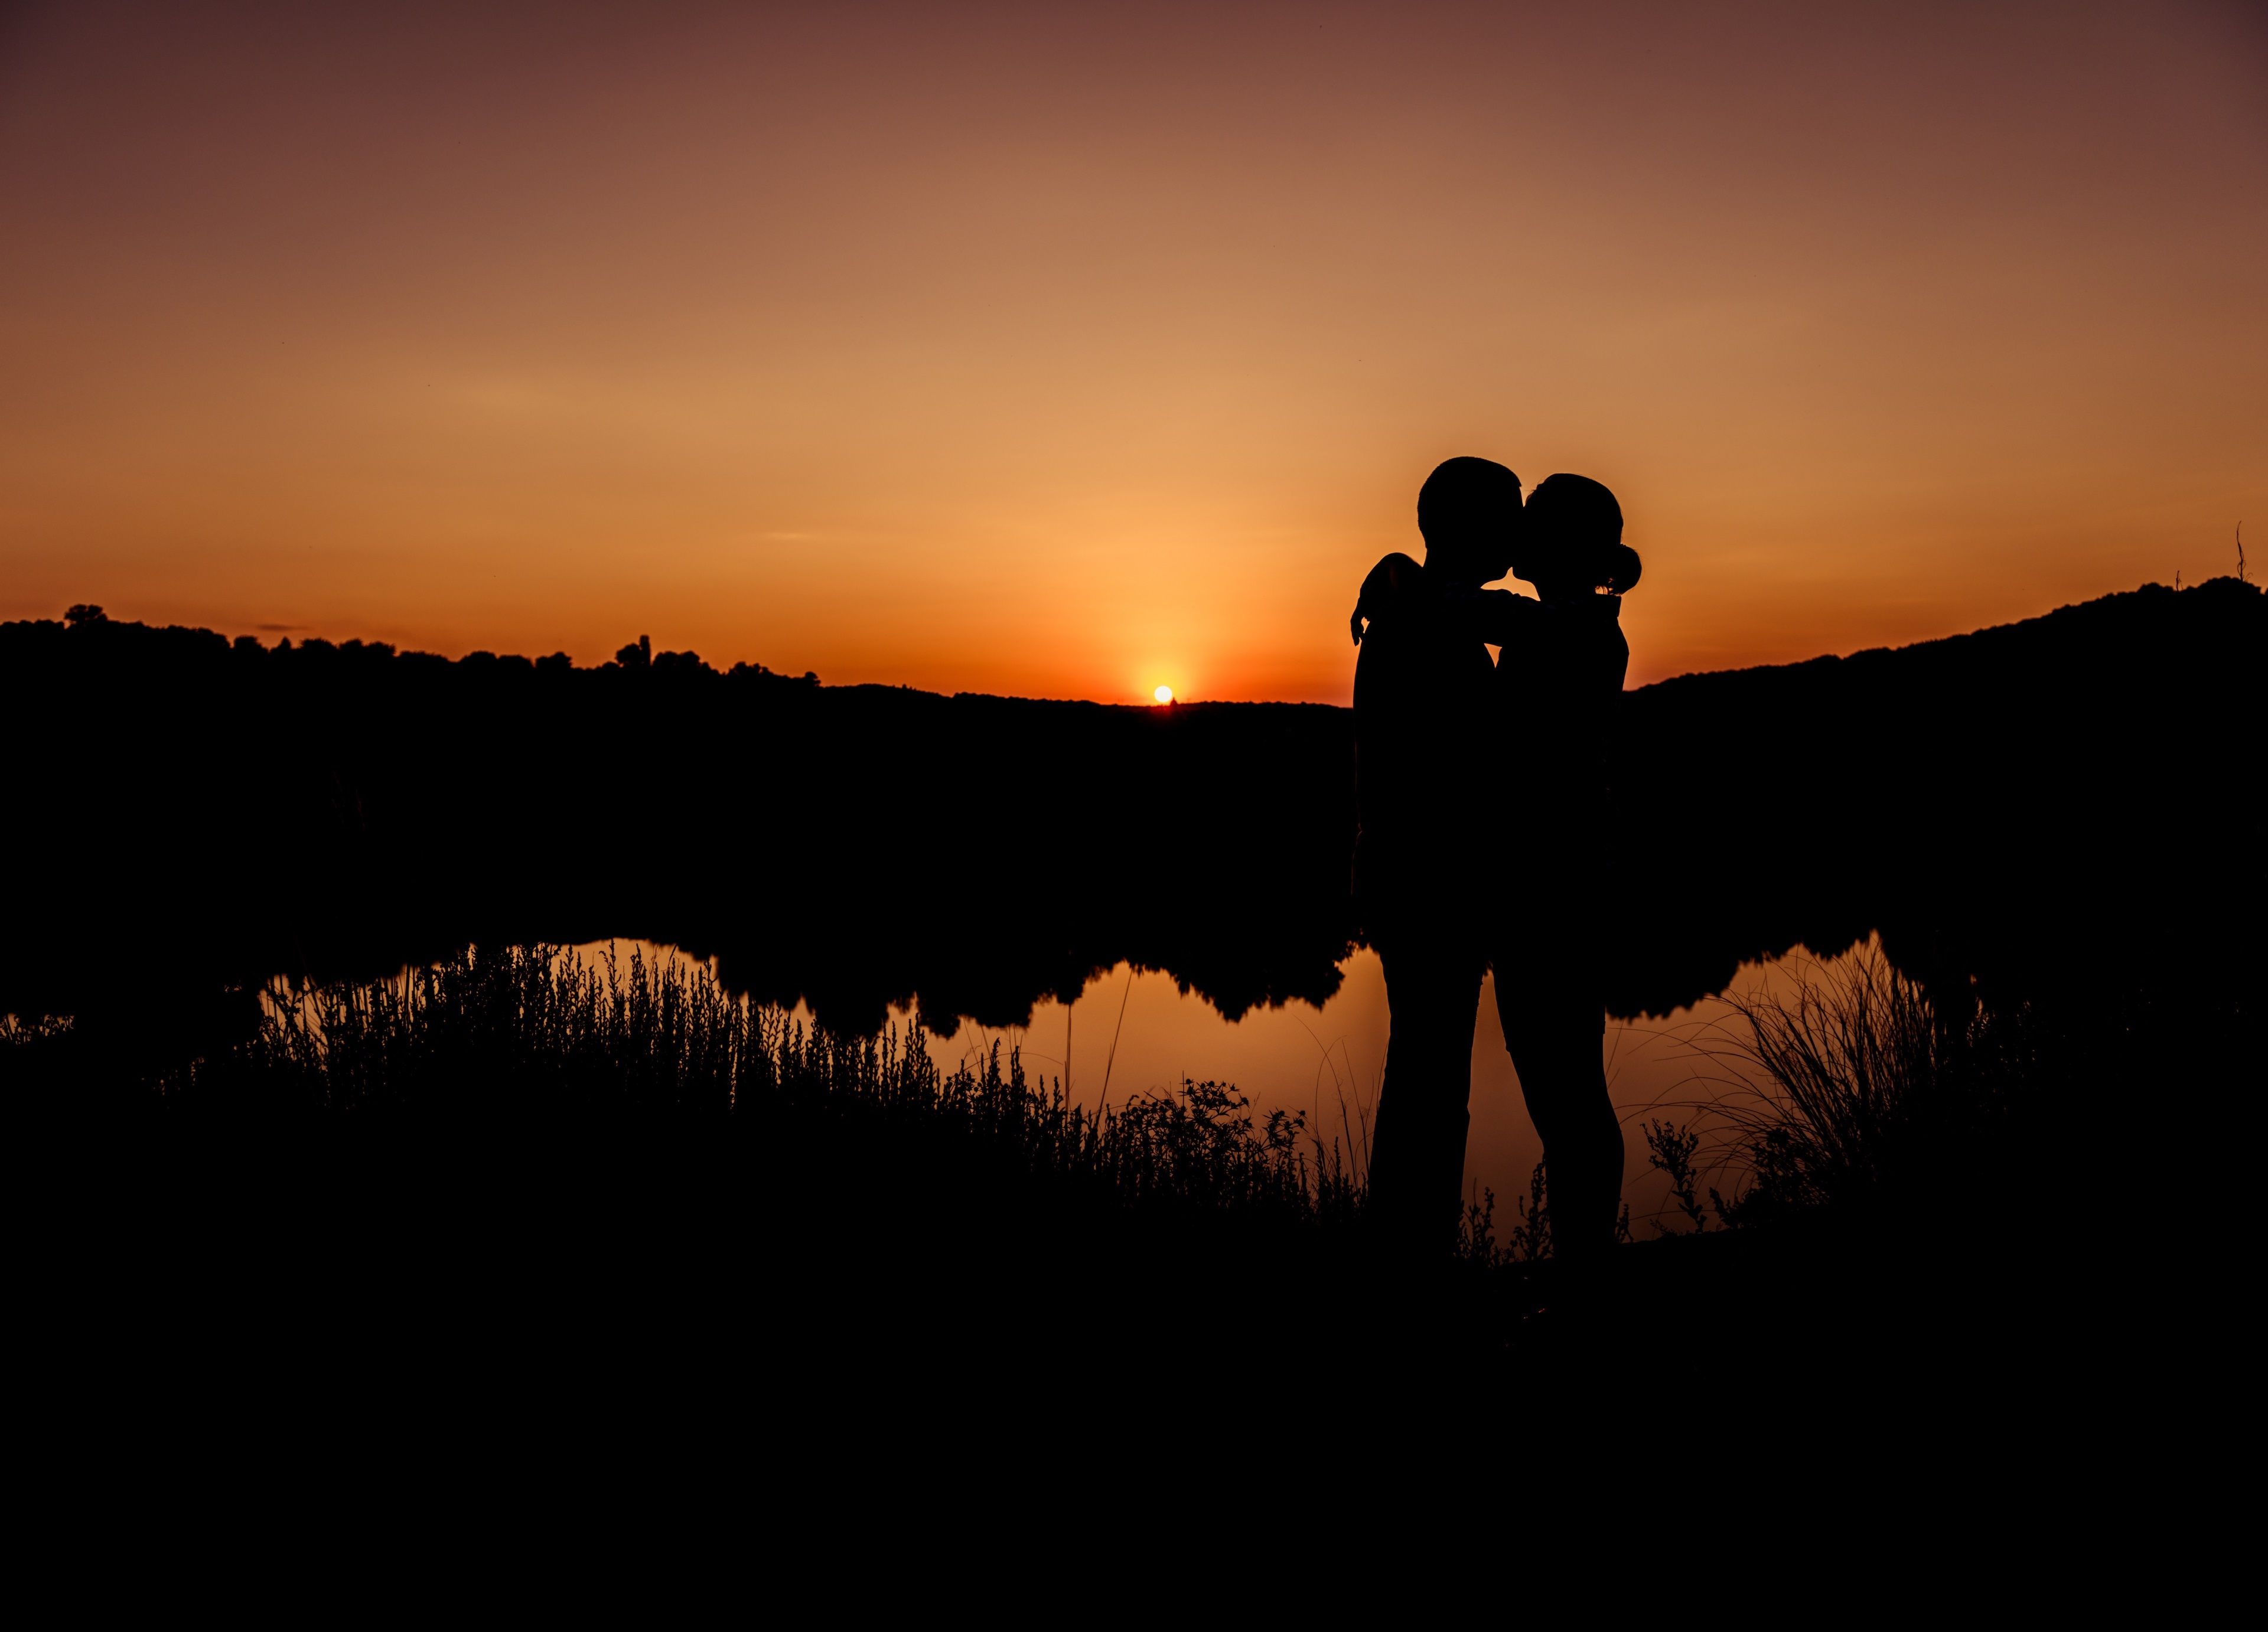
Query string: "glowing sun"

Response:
xmin=1153 ymin=685 xmax=1174 ymax=704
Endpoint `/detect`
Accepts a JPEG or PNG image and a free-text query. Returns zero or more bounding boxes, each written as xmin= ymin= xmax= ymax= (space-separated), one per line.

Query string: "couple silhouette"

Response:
xmin=1351 ymin=457 xmax=1642 ymax=1261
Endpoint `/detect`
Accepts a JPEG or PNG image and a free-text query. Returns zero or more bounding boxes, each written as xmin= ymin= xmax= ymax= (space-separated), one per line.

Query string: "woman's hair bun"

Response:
xmin=1597 ymin=541 xmax=1643 ymax=595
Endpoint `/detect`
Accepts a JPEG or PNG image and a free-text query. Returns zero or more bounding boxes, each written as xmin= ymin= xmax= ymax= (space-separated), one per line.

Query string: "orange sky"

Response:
xmin=3 ymin=1 xmax=2263 ymax=700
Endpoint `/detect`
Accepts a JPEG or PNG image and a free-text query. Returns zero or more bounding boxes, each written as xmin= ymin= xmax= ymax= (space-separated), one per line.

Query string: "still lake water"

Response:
xmin=587 ymin=938 xmax=1843 ymax=1235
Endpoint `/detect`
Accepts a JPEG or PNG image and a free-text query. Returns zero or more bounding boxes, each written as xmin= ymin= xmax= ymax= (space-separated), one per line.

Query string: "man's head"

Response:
xmin=1417 ymin=456 xmax=1521 ymax=586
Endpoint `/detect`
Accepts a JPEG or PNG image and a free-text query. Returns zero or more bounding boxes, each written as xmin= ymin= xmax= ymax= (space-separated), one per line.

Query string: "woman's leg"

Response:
xmin=1495 ymin=944 xmax=1625 ymax=1262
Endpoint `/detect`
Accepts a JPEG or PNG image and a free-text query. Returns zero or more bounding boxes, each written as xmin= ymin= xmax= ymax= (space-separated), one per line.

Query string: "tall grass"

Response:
xmin=24 ymin=937 xmax=2078 ymax=1257
xmin=1678 ymin=944 xmax=2035 ymax=1229
xmin=166 ymin=942 xmax=1367 ymax=1233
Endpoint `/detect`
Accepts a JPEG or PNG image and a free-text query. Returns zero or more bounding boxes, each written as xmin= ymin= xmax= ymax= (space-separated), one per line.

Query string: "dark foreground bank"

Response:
xmin=19 ymin=939 xmax=2214 ymax=1452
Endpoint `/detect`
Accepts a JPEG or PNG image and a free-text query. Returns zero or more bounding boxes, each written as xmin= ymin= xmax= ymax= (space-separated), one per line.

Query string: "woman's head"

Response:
xmin=1516 ymin=474 xmax=1641 ymax=596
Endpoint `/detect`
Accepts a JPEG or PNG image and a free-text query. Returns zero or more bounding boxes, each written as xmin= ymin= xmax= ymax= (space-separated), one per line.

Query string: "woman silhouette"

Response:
xmin=1488 ymin=474 xmax=1641 ymax=1264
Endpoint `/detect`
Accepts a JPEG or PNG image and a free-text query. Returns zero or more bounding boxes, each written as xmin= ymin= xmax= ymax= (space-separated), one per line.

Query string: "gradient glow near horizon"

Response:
xmin=3 ymin=2 xmax=2263 ymax=700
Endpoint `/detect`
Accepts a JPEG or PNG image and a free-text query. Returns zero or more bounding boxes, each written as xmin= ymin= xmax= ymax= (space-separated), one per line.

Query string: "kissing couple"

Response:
xmin=1350 ymin=457 xmax=1642 ymax=1262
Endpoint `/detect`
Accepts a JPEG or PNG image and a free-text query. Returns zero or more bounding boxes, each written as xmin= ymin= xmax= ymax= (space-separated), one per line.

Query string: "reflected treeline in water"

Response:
xmin=5 ymin=578 xmax=2260 ymax=1087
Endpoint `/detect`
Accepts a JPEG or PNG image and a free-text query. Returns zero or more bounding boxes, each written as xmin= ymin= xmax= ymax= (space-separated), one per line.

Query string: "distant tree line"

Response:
xmin=4 ymin=603 xmax=1360 ymax=1039
xmin=5 ymin=578 xmax=2259 ymax=1079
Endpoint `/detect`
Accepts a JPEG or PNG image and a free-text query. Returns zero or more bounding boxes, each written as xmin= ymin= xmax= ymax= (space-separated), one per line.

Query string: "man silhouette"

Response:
xmin=1350 ymin=456 xmax=1521 ymax=1252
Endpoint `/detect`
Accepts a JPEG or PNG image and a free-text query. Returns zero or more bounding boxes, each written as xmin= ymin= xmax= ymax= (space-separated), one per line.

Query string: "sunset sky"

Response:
xmin=4 ymin=0 xmax=2262 ymax=701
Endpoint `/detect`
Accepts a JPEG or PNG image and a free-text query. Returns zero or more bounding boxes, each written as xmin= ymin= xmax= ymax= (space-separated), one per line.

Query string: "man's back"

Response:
xmin=1351 ymin=554 xmax=1494 ymax=916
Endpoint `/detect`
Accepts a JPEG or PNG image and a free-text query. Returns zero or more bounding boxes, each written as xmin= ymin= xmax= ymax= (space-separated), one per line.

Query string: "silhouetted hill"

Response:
xmin=1613 ymin=576 xmax=2263 ymax=1019
xmin=3 ymin=613 xmax=1358 ymax=1041
xmin=4 ymin=579 xmax=2259 ymax=1062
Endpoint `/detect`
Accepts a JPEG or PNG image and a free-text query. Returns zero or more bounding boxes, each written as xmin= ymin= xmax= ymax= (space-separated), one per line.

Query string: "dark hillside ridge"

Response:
xmin=5 ymin=579 xmax=2257 ymax=1059
xmin=1613 ymin=577 xmax=2262 ymax=1017
xmin=4 ymin=616 xmax=1360 ymax=1042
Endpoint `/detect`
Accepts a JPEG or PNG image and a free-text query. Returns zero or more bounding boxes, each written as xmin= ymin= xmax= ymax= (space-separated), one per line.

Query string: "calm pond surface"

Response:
xmin=585 ymin=938 xmax=1848 ymax=1236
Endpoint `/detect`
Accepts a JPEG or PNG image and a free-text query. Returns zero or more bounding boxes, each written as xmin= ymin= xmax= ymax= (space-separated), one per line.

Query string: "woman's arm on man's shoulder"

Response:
xmin=1351 ymin=551 xmax=1425 ymax=644
xmin=1446 ymin=585 xmax=1540 ymax=645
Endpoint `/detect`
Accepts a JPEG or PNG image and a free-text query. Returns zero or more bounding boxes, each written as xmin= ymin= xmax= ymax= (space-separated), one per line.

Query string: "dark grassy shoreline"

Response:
xmin=15 ymin=933 xmax=2194 ymax=1414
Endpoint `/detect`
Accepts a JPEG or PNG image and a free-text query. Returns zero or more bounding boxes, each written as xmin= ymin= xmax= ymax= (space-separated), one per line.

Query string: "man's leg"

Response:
xmin=1370 ymin=932 xmax=1486 ymax=1253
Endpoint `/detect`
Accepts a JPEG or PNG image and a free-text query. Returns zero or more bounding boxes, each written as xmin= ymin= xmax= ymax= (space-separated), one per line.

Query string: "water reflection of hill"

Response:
xmin=5 ymin=579 xmax=2259 ymax=1057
